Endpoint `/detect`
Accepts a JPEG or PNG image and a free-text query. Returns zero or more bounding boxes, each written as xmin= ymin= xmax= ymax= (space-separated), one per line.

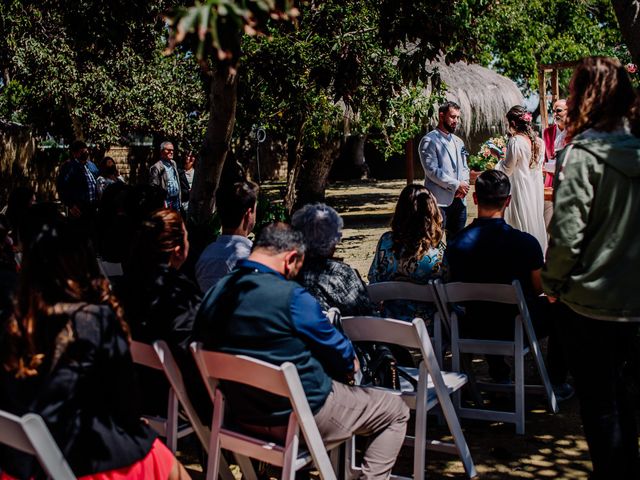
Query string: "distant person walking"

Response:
xmin=543 ymin=56 xmax=640 ymax=480
xmin=149 ymin=141 xmax=181 ymax=211
xmin=419 ymin=101 xmax=470 ymax=239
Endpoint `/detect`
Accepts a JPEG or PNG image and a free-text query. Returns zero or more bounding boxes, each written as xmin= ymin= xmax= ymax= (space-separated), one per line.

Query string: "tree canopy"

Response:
xmin=0 ymin=0 xmax=207 ymax=147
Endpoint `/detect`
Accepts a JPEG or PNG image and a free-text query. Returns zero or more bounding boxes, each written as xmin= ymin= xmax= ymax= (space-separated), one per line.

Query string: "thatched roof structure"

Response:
xmin=426 ymin=61 xmax=524 ymax=140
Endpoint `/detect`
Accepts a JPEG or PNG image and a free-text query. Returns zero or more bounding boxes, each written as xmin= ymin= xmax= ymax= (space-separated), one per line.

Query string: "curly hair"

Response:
xmin=506 ymin=105 xmax=541 ymax=168
xmin=566 ymin=57 xmax=640 ymax=141
xmin=2 ymin=218 xmax=127 ymax=378
xmin=390 ymin=184 xmax=444 ymax=259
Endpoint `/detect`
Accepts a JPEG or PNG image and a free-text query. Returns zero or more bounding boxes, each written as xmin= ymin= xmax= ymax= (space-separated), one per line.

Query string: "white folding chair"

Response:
xmin=367 ymin=281 xmax=448 ymax=366
xmin=340 ymin=316 xmax=477 ymax=479
xmin=0 ymin=409 xmax=76 ymax=480
xmin=97 ymin=259 xmax=123 ymax=278
xmin=130 ymin=340 xmax=195 ymax=452
xmin=152 ymin=341 xmax=242 ymax=480
xmin=191 ymin=343 xmax=343 ymax=480
xmin=434 ymin=280 xmax=558 ymax=435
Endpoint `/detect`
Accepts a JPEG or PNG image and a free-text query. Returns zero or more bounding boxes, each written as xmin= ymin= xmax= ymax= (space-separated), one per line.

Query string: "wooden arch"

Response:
xmin=537 ymin=60 xmax=580 ymax=128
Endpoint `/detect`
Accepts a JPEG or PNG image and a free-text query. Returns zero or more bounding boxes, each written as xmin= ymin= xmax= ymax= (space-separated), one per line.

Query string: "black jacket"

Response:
xmin=0 ymin=304 xmax=156 ymax=479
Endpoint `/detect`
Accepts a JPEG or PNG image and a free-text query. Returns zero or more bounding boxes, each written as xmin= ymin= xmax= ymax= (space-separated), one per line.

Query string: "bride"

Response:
xmin=494 ymin=106 xmax=547 ymax=250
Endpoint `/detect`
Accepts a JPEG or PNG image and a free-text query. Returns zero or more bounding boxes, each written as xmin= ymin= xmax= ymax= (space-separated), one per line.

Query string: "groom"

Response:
xmin=419 ymin=101 xmax=470 ymax=238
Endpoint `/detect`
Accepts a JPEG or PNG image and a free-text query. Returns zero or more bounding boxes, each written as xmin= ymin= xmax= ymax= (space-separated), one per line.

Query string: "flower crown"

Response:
xmin=521 ymin=112 xmax=532 ymax=123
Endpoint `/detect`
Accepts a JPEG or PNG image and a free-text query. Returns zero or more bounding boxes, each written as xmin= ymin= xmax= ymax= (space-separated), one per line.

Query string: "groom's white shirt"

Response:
xmin=419 ymin=128 xmax=469 ymax=207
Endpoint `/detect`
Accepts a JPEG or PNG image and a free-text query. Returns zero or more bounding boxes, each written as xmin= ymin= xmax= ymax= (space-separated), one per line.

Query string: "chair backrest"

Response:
xmin=435 ymin=280 xmax=522 ymax=306
xmin=340 ymin=315 xmax=422 ymax=350
xmin=97 ymin=260 xmax=123 ymax=278
xmin=435 ymin=280 xmax=535 ymax=341
xmin=130 ymin=340 xmax=163 ymax=370
xmin=0 ymin=410 xmax=76 ymax=480
xmin=191 ymin=348 xmax=293 ymax=400
xmin=340 ymin=316 xmax=451 ymax=397
xmin=367 ymin=281 xmax=438 ymax=304
xmin=190 ymin=343 xmax=336 ymax=478
xmin=153 ymin=340 xmax=211 ymax=449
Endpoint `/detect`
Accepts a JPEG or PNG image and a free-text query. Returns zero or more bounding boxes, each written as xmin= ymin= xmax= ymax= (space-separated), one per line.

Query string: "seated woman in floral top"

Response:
xmin=368 ymin=184 xmax=446 ymax=327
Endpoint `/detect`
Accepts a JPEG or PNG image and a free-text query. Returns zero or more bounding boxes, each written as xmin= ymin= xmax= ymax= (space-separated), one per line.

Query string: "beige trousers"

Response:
xmin=314 ymin=381 xmax=410 ymax=480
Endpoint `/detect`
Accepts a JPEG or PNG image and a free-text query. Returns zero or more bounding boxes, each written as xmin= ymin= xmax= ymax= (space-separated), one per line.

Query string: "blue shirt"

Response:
xmin=196 ymin=235 xmax=253 ymax=293
xmin=162 ymin=160 xmax=180 ymax=199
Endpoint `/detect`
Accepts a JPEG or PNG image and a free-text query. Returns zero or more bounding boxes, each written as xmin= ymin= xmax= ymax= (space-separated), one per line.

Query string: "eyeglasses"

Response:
xmin=553 ymin=108 xmax=566 ymax=114
xmin=164 ymin=148 xmax=174 ymax=152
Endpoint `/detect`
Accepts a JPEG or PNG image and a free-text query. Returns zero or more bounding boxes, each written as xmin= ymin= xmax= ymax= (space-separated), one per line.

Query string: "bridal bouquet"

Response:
xmin=468 ymin=136 xmax=507 ymax=171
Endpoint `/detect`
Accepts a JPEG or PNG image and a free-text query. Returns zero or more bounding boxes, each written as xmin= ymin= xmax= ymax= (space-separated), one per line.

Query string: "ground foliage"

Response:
xmin=0 ymin=0 xmax=207 ymax=148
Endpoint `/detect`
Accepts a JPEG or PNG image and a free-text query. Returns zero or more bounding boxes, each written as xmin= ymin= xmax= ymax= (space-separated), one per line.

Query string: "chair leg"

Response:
xmin=514 ymin=334 xmax=525 ymax=435
xmin=233 ymin=454 xmax=257 ymax=480
xmin=438 ymin=389 xmax=478 ymax=479
xmin=414 ymin=365 xmax=428 ymax=480
xmin=530 ymin=339 xmax=559 ymax=414
xmin=282 ymin=416 xmax=300 ymax=480
xmin=167 ymin=391 xmax=179 ymax=453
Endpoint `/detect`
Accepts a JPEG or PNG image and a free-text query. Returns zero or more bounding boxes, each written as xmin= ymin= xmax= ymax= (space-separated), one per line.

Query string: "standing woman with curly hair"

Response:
xmin=0 ymin=216 xmax=190 ymax=480
xmin=543 ymin=56 xmax=640 ymax=479
xmin=494 ymin=105 xmax=547 ymax=251
xmin=368 ymin=184 xmax=446 ymax=327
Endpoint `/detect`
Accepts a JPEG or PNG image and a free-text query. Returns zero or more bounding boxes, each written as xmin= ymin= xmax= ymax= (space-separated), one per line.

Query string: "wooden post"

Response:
xmin=551 ymin=69 xmax=560 ymax=105
xmin=406 ymin=138 xmax=415 ymax=185
xmin=538 ymin=67 xmax=548 ymax=129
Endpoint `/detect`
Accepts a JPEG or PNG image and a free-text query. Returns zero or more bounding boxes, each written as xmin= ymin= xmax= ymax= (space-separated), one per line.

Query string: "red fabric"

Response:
xmin=1 ymin=439 xmax=174 ymax=480
xmin=543 ymin=125 xmax=558 ymax=187
xmin=543 ymin=124 xmax=557 ymax=162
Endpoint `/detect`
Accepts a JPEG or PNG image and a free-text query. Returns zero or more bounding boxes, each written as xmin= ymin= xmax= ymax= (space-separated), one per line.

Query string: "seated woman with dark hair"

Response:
xmin=121 ymin=208 xmax=209 ymax=423
xmin=292 ymin=203 xmax=374 ymax=316
xmin=0 ymin=216 xmax=190 ymax=480
xmin=368 ymin=184 xmax=447 ymax=327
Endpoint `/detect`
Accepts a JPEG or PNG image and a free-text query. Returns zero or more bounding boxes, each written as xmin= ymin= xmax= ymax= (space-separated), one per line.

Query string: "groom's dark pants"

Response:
xmin=440 ymin=197 xmax=467 ymax=239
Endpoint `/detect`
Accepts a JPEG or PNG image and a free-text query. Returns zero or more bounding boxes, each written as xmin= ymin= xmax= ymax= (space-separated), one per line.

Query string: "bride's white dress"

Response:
xmin=495 ymin=135 xmax=548 ymax=251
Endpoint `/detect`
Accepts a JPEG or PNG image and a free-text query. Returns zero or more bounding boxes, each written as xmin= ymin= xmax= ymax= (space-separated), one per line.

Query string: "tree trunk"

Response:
xmin=189 ymin=64 xmax=238 ymax=227
xmin=612 ymin=0 xmax=640 ymax=67
xmin=285 ymin=138 xmax=341 ymax=212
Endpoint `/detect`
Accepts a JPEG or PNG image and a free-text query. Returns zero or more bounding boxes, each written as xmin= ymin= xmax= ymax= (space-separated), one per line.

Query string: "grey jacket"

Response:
xmin=149 ymin=159 xmax=181 ymax=204
xmin=419 ymin=129 xmax=469 ymax=207
xmin=542 ymin=131 xmax=640 ymax=321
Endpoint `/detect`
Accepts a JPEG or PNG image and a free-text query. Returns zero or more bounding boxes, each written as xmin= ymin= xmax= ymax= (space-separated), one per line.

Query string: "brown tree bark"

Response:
xmin=189 ymin=64 xmax=238 ymax=227
xmin=612 ymin=0 xmax=640 ymax=67
xmin=285 ymin=138 xmax=341 ymax=212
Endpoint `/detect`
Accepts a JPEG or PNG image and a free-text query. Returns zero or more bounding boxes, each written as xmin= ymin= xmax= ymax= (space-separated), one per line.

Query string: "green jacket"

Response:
xmin=542 ymin=131 xmax=640 ymax=321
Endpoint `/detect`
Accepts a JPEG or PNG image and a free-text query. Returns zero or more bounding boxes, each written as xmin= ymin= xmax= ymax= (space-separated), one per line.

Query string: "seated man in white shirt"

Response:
xmin=196 ymin=180 xmax=258 ymax=293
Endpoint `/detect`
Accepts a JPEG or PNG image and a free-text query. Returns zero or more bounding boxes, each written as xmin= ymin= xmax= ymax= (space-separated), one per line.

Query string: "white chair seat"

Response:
xmin=395 ymin=368 xmax=468 ymax=410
